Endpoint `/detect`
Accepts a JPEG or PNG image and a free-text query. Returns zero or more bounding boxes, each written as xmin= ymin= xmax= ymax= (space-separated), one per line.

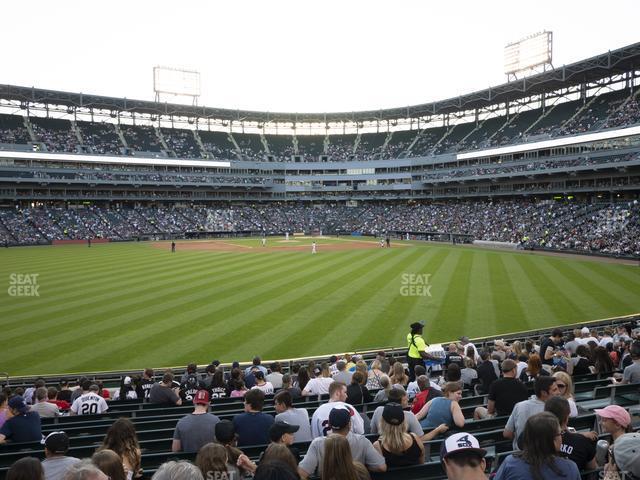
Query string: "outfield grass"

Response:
xmin=1 ymin=239 xmax=639 ymax=376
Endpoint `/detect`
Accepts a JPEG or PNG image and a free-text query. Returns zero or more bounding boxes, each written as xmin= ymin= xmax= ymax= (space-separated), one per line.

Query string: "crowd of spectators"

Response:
xmin=78 ymin=124 xmax=122 ymax=155
xmin=419 ymin=152 xmax=639 ymax=182
xmin=0 ymin=126 xmax=31 ymax=145
xmin=0 ymin=91 xmax=637 ymax=164
xmin=161 ymin=129 xmax=200 ymax=159
xmin=0 ymin=200 xmax=638 ymax=256
xmin=1 ymin=321 xmax=639 ymax=479
xmin=602 ymin=98 xmax=640 ymax=130
xmin=30 ymin=122 xmax=79 ymax=154
xmin=0 ymin=92 xmax=639 ymax=163
xmin=11 ymin=169 xmax=269 ymax=186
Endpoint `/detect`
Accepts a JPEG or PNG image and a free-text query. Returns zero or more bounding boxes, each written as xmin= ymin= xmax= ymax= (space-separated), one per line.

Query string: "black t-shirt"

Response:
xmin=488 ymin=377 xmax=529 ymax=417
xmin=540 ymin=338 xmax=556 ymax=365
xmin=209 ymin=386 xmax=226 ymax=399
xmin=180 ymin=375 xmax=201 ymax=403
xmin=573 ymin=358 xmax=592 ymax=376
xmin=519 ymin=368 xmax=550 ymax=383
xmin=445 ymin=353 xmax=464 ymax=369
xmin=140 ymin=379 xmax=155 ymax=400
xmin=560 ymin=431 xmax=596 ymax=470
xmin=476 ymin=361 xmax=498 ymax=394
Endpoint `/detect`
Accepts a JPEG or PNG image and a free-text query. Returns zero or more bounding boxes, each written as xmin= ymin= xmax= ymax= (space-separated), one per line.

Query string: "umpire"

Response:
xmin=407 ymin=320 xmax=430 ymax=382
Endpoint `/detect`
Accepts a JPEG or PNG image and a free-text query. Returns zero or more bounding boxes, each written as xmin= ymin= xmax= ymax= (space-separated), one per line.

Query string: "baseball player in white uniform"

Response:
xmin=311 ymin=241 xmax=317 ymax=254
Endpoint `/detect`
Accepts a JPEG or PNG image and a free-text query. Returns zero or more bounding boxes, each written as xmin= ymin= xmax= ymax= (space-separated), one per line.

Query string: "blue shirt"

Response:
xmin=0 ymin=411 xmax=42 ymax=443
xmin=494 ymin=454 xmax=581 ymax=480
xmin=233 ymin=411 xmax=274 ymax=447
xmin=420 ymin=397 xmax=453 ymax=429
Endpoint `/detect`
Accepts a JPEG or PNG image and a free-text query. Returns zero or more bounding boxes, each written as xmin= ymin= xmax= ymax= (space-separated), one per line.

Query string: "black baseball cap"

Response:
xmin=269 ymin=421 xmax=300 ymax=442
xmin=8 ymin=396 xmax=29 ymax=414
xmin=329 ymin=407 xmax=351 ymax=429
xmin=410 ymin=321 xmax=425 ymax=329
xmin=42 ymin=431 xmax=69 ymax=454
xmin=382 ymin=403 xmax=405 ymax=426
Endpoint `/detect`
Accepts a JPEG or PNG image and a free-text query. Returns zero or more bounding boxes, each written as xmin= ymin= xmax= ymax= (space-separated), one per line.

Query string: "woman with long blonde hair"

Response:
xmin=373 ymin=404 xmax=425 ymax=467
xmin=321 ymin=435 xmax=370 ymax=480
xmin=389 ymin=362 xmax=408 ymax=387
xmin=512 ymin=341 xmax=525 ymax=359
xmin=98 ymin=418 xmax=142 ymax=479
xmin=552 ymin=371 xmax=578 ymax=417
xmin=366 ymin=359 xmax=385 ymax=390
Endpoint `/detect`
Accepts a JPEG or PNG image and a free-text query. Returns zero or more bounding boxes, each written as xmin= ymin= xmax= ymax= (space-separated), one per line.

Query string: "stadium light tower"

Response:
xmin=153 ymin=66 xmax=201 ymax=105
xmin=504 ymin=31 xmax=553 ymax=81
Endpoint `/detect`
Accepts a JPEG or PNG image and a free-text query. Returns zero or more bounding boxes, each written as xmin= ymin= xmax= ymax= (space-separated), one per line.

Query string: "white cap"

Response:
xmin=581 ymin=327 xmax=590 ymax=335
xmin=440 ymin=432 xmax=486 ymax=460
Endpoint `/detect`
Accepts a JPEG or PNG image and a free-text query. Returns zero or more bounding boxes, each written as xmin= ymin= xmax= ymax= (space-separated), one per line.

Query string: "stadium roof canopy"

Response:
xmin=1 ymin=42 xmax=639 ymax=124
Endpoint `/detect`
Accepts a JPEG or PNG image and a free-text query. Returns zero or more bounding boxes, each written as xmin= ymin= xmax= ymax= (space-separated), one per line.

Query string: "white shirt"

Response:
xmin=70 ymin=392 xmax=109 ymax=415
xmin=310 ymin=401 xmax=364 ymax=438
xmin=112 ymin=390 xmax=138 ymax=401
xmin=407 ymin=380 xmax=441 ymax=398
xmin=598 ymin=336 xmax=614 ymax=348
xmin=251 ymin=382 xmax=274 ymax=396
xmin=303 ymin=377 xmax=334 ymax=396
xmin=516 ymin=361 xmax=528 ymax=378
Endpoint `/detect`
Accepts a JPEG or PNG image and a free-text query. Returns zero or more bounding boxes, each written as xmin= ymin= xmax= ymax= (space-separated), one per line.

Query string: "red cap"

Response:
xmin=193 ymin=390 xmax=210 ymax=405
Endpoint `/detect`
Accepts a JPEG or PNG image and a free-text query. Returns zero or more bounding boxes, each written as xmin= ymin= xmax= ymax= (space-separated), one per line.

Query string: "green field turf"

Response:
xmin=1 ymin=238 xmax=639 ymax=376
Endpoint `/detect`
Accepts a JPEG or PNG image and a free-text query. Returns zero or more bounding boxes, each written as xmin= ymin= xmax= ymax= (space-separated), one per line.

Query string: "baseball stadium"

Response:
xmin=1 ymin=6 xmax=640 ymax=479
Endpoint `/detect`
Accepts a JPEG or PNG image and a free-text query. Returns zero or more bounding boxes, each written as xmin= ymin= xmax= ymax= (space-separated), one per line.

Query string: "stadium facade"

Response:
xmin=0 ymin=42 xmax=639 ymax=254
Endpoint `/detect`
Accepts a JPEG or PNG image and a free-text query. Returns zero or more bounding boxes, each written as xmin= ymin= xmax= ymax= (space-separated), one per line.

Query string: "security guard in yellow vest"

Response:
xmin=407 ymin=320 xmax=430 ymax=381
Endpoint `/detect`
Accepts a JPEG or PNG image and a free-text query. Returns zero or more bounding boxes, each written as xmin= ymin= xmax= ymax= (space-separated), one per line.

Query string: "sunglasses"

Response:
xmin=556 ymin=384 xmax=567 ymax=389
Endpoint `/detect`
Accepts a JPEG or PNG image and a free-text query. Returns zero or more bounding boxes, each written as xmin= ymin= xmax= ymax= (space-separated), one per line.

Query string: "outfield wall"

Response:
xmin=52 ymin=239 xmax=111 ymax=245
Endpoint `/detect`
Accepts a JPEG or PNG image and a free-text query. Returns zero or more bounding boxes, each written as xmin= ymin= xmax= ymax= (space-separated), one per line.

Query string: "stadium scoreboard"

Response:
xmin=504 ymin=31 xmax=553 ymax=77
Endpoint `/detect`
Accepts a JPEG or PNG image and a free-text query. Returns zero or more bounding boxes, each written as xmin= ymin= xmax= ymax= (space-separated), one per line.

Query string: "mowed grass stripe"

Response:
xmin=487 ymin=252 xmax=528 ymax=333
xmin=460 ymin=252 xmax=496 ymax=342
xmin=500 ymin=254 xmax=558 ymax=328
xmin=58 ymin=249 xmax=381 ymax=372
xmin=0 ymin=251 xmax=274 ymax=330
xmin=513 ymin=255 xmax=593 ymax=323
xmin=551 ymin=261 xmax=639 ymax=312
xmin=9 ymin=250 xmax=338 ymax=374
xmin=187 ymin=249 xmax=407 ymax=363
xmin=0 ymin=251 xmax=304 ymax=352
xmin=570 ymin=262 xmax=640 ymax=300
xmin=0 ymin=245 xmax=213 ymax=308
xmin=260 ymin=248 xmax=425 ymax=359
xmin=0 ymin=244 xmax=153 ymax=275
xmin=542 ymin=257 xmax=636 ymax=314
xmin=0 ymin=250 xmax=244 ymax=317
xmin=1 ymin=250 xmax=323 ymax=362
xmin=149 ymin=249 xmax=398 ymax=365
xmin=349 ymin=248 xmax=451 ymax=350
xmin=428 ymin=250 xmax=473 ymax=341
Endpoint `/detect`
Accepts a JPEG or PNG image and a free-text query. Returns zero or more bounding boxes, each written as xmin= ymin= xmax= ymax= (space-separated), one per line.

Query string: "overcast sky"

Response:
xmin=2 ymin=1 xmax=639 ymax=113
